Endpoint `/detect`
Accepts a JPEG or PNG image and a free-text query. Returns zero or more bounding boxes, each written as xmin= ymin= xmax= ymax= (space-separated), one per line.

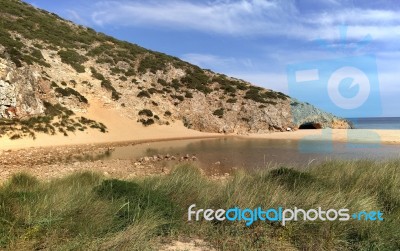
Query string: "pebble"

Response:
xmin=137 ymin=153 xmax=197 ymax=163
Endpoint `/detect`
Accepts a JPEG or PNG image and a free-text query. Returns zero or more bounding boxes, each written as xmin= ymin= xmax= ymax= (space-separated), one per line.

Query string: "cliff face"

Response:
xmin=0 ymin=58 xmax=45 ymax=119
xmin=291 ymin=100 xmax=351 ymax=130
xmin=0 ymin=0 xmax=350 ymax=138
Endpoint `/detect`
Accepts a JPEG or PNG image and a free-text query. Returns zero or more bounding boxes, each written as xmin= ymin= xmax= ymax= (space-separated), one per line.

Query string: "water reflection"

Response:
xmin=102 ymin=137 xmax=400 ymax=172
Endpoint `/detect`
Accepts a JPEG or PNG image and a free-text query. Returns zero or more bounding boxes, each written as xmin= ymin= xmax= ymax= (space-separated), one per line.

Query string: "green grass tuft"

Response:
xmin=0 ymin=160 xmax=399 ymax=250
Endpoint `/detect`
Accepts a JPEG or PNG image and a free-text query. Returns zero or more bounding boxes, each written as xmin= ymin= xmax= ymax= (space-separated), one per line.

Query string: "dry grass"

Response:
xmin=0 ymin=160 xmax=399 ymax=250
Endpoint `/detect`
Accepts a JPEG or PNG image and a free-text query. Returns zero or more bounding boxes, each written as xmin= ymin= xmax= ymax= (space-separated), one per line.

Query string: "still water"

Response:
xmin=103 ymin=137 xmax=400 ymax=172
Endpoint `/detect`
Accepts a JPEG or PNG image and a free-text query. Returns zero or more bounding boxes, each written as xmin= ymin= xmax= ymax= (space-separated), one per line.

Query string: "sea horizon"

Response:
xmin=347 ymin=117 xmax=400 ymax=130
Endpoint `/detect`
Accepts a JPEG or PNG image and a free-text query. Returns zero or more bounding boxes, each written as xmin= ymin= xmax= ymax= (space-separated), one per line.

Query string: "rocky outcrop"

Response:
xmin=0 ymin=58 xmax=45 ymax=118
xmin=176 ymin=93 xmax=350 ymax=134
xmin=291 ymin=99 xmax=351 ymax=129
xmin=0 ymin=80 xmax=16 ymax=118
xmin=178 ymin=93 xmax=294 ymax=134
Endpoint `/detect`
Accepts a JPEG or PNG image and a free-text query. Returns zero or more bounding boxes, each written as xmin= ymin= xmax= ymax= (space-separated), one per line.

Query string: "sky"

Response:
xmin=23 ymin=0 xmax=400 ymax=117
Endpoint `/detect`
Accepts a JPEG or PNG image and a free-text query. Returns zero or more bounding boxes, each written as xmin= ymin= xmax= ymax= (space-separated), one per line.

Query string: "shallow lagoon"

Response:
xmin=102 ymin=137 xmax=400 ymax=173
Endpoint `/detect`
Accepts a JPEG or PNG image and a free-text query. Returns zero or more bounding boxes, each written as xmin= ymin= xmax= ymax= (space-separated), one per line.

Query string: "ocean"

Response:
xmin=348 ymin=117 xmax=400 ymax=130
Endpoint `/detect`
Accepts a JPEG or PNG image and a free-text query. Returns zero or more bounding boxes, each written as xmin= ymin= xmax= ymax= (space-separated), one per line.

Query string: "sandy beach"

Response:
xmin=3 ymin=126 xmax=400 ymax=151
xmin=1 ymin=98 xmax=400 ymax=152
xmin=0 ymin=100 xmax=223 ymax=151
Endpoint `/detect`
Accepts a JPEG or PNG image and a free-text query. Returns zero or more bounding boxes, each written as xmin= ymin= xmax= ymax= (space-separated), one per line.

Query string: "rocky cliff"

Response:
xmin=0 ymin=0 xmax=350 ymax=139
xmin=0 ymin=58 xmax=45 ymax=118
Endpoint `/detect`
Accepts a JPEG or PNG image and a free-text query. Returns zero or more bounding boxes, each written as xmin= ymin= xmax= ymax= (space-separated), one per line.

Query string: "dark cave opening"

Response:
xmin=299 ymin=122 xmax=322 ymax=129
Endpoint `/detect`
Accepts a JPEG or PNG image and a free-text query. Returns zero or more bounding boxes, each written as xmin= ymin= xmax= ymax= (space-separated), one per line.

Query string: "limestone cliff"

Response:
xmin=0 ymin=58 xmax=45 ymax=118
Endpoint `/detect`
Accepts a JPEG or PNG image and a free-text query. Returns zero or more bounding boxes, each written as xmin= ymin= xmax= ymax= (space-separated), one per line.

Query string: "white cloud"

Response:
xmin=90 ymin=0 xmax=300 ymax=36
xmin=26 ymin=1 xmax=39 ymax=8
xmin=85 ymin=0 xmax=400 ymax=42
xmin=313 ymin=9 xmax=400 ymax=26
xmin=66 ymin=10 xmax=89 ymax=26
xmin=314 ymin=25 xmax=400 ymax=42
xmin=225 ymin=71 xmax=289 ymax=93
xmin=181 ymin=53 xmax=235 ymax=68
xmin=181 ymin=53 xmax=253 ymax=70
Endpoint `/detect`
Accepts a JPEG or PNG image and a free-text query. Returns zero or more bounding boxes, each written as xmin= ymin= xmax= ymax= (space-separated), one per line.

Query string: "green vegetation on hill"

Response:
xmin=0 ymin=102 xmax=106 ymax=139
xmin=213 ymin=108 xmax=224 ymax=118
xmin=58 ymin=49 xmax=87 ymax=73
xmin=54 ymin=87 xmax=88 ymax=103
xmin=0 ymin=0 xmax=294 ymax=112
xmin=100 ymin=80 xmax=121 ymax=100
xmin=0 ymin=160 xmax=399 ymax=250
xmin=181 ymin=67 xmax=212 ymax=94
xmin=244 ymin=86 xmax=289 ymax=104
xmin=88 ymin=67 xmax=121 ymax=100
xmin=213 ymin=75 xmax=249 ymax=93
xmin=137 ymin=90 xmax=151 ymax=98
xmin=138 ymin=109 xmax=153 ymax=117
xmin=0 ymin=0 xmax=347 ymax=132
xmin=138 ymin=54 xmax=167 ymax=74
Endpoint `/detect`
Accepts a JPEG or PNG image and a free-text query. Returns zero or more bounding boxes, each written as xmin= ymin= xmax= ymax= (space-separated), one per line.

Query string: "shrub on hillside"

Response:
xmin=157 ymin=79 xmax=168 ymax=86
xmin=90 ymin=67 xmax=105 ymax=81
xmin=138 ymin=109 xmax=153 ymax=117
xmin=137 ymin=90 xmax=151 ymax=98
xmin=139 ymin=118 xmax=155 ymax=126
xmin=171 ymin=95 xmax=184 ymax=102
xmin=181 ymin=68 xmax=212 ymax=94
xmin=101 ymin=80 xmax=120 ymax=100
xmin=138 ymin=55 xmax=167 ymax=74
xmin=54 ymin=87 xmax=88 ymax=103
xmin=58 ymin=49 xmax=87 ymax=73
xmin=213 ymin=108 xmax=224 ymax=118
xmin=185 ymin=91 xmax=193 ymax=98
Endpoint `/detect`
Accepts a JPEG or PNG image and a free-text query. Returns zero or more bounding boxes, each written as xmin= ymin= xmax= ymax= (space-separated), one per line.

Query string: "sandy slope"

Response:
xmin=1 ymin=100 xmax=399 ymax=150
xmin=0 ymin=100 xmax=221 ymax=150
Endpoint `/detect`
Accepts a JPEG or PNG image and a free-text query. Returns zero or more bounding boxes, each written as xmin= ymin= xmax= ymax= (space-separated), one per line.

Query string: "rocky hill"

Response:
xmin=0 ymin=0 xmax=350 ymax=140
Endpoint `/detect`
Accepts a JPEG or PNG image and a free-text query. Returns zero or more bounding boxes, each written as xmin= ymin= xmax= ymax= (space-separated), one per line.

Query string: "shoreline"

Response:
xmin=2 ymin=101 xmax=399 ymax=151
xmin=2 ymin=128 xmax=400 ymax=152
xmin=244 ymin=128 xmax=400 ymax=145
xmin=0 ymin=134 xmax=228 ymax=152
xmin=1 ymin=128 xmax=400 ymax=182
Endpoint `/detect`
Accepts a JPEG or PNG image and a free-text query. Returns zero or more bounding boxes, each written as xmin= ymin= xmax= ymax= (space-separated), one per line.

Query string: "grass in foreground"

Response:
xmin=0 ymin=160 xmax=399 ymax=250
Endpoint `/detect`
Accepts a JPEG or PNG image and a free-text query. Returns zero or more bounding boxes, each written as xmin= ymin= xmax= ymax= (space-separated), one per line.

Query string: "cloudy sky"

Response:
xmin=24 ymin=0 xmax=400 ymax=117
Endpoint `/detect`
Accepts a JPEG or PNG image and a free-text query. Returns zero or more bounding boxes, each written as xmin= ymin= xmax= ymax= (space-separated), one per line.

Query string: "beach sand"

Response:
xmin=1 ymin=100 xmax=400 ymax=151
xmin=0 ymin=100 xmax=222 ymax=151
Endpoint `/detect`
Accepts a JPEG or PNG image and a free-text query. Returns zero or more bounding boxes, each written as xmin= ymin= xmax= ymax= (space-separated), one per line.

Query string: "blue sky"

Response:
xmin=24 ymin=0 xmax=400 ymax=117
